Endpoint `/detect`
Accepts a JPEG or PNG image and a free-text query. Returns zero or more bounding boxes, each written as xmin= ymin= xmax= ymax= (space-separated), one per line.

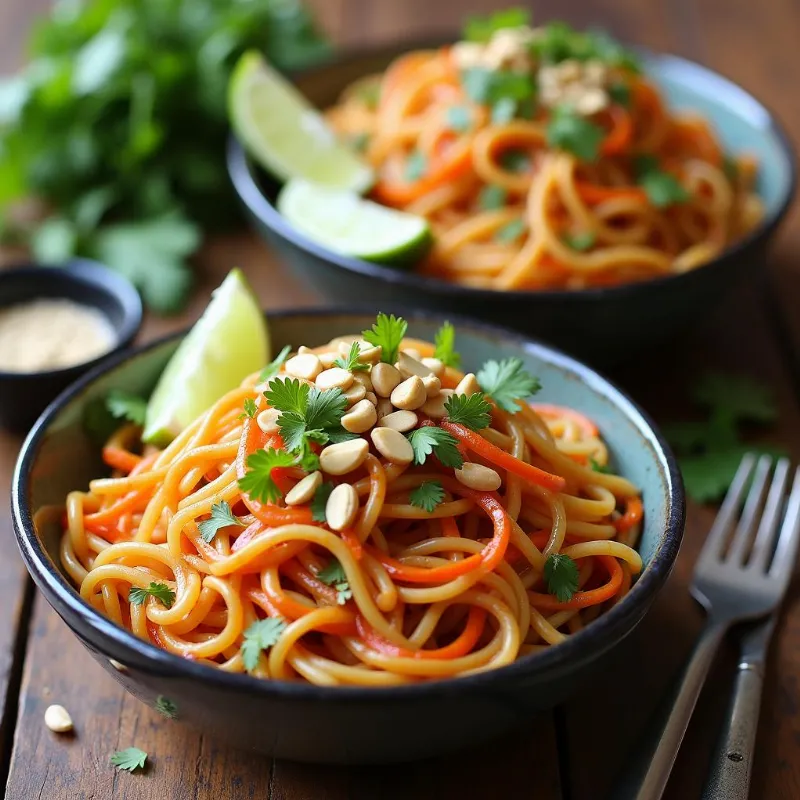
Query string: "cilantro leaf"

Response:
xmin=589 ymin=458 xmax=612 ymax=474
xmin=111 ymin=747 xmax=148 ymax=773
xmin=433 ymin=321 xmax=461 ymax=368
xmin=464 ymin=7 xmax=531 ymax=42
xmin=496 ymin=219 xmax=526 ymax=243
xmin=259 ymin=345 xmax=292 ymax=382
xmin=405 ymin=150 xmax=427 ymax=182
xmin=491 ymin=97 xmax=517 ymax=124
xmin=239 ymin=397 xmax=258 ymax=420
xmin=409 ymin=481 xmax=446 ymax=513
xmin=607 ymin=81 xmax=632 ymax=108
xmin=478 ymin=185 xmax=508 ymax=210
xmin=241 ymin=617 xmax=287 ymax=672
xmin=692 ymin=373 xmax=777 ymax=425
xmin=305 ymin=387 xmax=349 ymax=430
xmin=407 ymin=427 xmax=464 ymax=468
xmin=317 ymin=558 xmax=352 ymax=605
xmin=128 ymin=582 xmax=175 ymax=609
xmin=723 ymin=155 xmax=739 ymax=182
xmin=311 ymin=481 xmax=334 ymax=522
xmin=532 ymin=22 xmax=640 ymax=73
xmin=634 ymin=156 xmax=689 ymax=208
xmin=678 ymin=446 xmax=751 ymax=504
xmin=446 ymin=105 xmax=472 ymax=133
xmin=546 ymin=106 xmax=605 ymax=162
xmin=461 ymin=68 xmax=536 ymax=109
xmin=265 ymin=377 xmax=309 ymax=417
xmin=238 ymin=448 xmax=297 ymax=504
xmin=106 ymin=390 xmax=147 ymax=426
xmin=444 ymin=393 xmax=492 ymax=430
xmin=362 ymin=313 xmax=408 ymax=364
xmin=197 ymin=500 xmax=244 ymax=544
xmin=477 ymin=358 xmax=541 ymax=412
xmin=562 ymin=231 xmax=597 ymax=251
xmin=500 ymin=149 xmax=531 ymax=173
xmin=334 ymin=342 xmax=370 ymax=372
xmin=544 ymin=553 xmax=579 ymax=602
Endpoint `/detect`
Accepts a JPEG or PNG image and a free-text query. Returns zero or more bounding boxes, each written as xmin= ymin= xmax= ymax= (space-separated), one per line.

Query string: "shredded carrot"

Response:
xmin=614 ymin=497 xmax=644 ymax=533
xmin=102 ymin=446 xmax=141 ymax=474
xmin=530 ymin=403 xmax=599 ymax=437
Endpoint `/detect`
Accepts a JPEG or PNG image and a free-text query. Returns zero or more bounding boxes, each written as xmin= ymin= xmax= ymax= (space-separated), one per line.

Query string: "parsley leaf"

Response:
xmin=362 ymin=313 xmax=408 ymax=364
xmin=111 ymin=747 xmax=148 ymax=773
xmin=405 ymin=150 xmax=428 ymax=182
xmin=546 ymin=106 xmax=605 ymax=162
xmin=238 ymin=447 xmax=297 ymax=504
xmin=241 ymin=617 xmax=287 ymax=672
xmin=433 ymin=321 xmax=461 ymax=368
xmin=446 ymin=105 xmax=472 ymax=133
xmin=562 ymin=231 xmax=597 ymax=251
xmin=128 ymin=582 xmax=175 ymax=609
xmin=259 ymin=345 xmax=292 ymax=382
xmin=478 ymin=184 xmax=508 ymax=210
xmin=311 ymin=481 xmax=334 ymax=522
xmin=464 ymin=7 xmax=531 ymax=42
xmin=692 ymin=373 xmax=777 ymax=425
xmin=477 ymin=358 xmax=541 ymax=413
xmin=317 ymin=558 xmax=352 ymax=605
xmin=496 ymin=219 xmax=526 ymax=243
xmin=634 ymin=155 xmax=689 ymax=208
xmin=544 ymin=553 xmax=579 ymax=602
xmin=444 ymin=393 xmax=492 ymax=430
xmin=407 ymin=427 xmax=464 ymax=468
xmin=197 ymin=500 xmax=244 ymax=544
xmin=106 ymin=390 xmax=147 ymax=426
xmin=334 ymin=342 xmax=370 ymax=372
xmin=239 ymin=397 xmax=258 ymax=420
xmin=409 ymin=481 xmax=446 ymax=513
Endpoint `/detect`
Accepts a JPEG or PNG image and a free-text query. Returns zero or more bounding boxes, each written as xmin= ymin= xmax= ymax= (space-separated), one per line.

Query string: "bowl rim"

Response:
xmin=227 ymin=41 xmax=797 ymax=304
xmin=12 ymin=306 xmax=685 ymax=701
xmin=0 ymin=258 xmax=143 ymax=380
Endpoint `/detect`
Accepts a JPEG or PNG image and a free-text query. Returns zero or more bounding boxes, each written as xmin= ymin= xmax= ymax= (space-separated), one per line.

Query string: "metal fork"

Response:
xmin=614 ymin=453 xmax=800 ymax=800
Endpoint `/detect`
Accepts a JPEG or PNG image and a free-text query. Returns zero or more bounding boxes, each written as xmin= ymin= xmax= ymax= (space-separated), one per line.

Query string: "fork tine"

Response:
xmin=696 ymin=453 xmax=757 ymax=568
xmin=727 ymin=454 xmax=773 ymax=564
xmin=768 ymin=466 xmax=800 ymax=584
xmin=749 ymin=458 xmax=791 ymax=570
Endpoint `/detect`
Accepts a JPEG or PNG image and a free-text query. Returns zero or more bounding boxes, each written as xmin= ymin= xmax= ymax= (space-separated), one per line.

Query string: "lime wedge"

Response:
xmin=143 ymin=269 xmax=268 ymax=446
xmin=229 ymin=51 xmax=373 ymax=193
xmin=277 ymin=179 xmax=432 ymax=264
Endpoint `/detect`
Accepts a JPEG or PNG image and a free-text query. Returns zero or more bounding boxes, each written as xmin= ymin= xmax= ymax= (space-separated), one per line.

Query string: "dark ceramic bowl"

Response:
xmin=12 ymin=309 xmax=684 ymax=764
xmin=228 ymin=43 xmax=796 ymax=364
xmin=0 ymin=260 xmax=143 ymax=432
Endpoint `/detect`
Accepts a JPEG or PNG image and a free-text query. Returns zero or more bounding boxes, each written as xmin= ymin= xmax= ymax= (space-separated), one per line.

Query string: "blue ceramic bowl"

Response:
xmin=228 ymin=44 xmax=796 ymax=364
xmin=0 ymin=259 xmax=143 ymax=433
xmin=12 ymin=309 xmax=683 ymax=764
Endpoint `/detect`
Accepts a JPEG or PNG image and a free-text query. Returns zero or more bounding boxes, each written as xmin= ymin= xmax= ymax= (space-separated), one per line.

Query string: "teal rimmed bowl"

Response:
xmin=12 ymin=309 xmax=684 ymax=763
xmin=228 ymin=43 xmax=796 ymax=364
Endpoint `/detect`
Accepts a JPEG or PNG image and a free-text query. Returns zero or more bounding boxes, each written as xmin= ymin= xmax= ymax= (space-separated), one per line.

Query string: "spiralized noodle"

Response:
xmin=325 ymin=24 xmax=763 ymax=291
xmin=59 ymin=332 xmax=644 ymax=686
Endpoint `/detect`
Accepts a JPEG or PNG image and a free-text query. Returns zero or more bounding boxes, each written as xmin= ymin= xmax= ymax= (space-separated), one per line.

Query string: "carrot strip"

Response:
xmin=614 ymin=497 xmax=643 ymax=533
xmin=600 ymin=106 xmax=633 ymax=156
xmin=575 ymin=181 xmax=647 ymax=205
xmin=102 ymin=446 xmax=141 ymax=474
xmin=529 ymin=403 xmax=599 ymax=437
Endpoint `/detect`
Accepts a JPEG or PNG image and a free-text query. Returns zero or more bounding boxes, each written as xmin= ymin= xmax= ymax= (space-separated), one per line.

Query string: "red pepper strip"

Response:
xmin=440 ymin=420 xmax=566 ymax=493
xmin=528 ymin=555 xmax=623 ymax=610
xmin=248 ymin=587 xmax=357 ymax=636
xmin=355 ymin=606 xmax=486 ymax=659
xmin=365 ymin=492 xmax=510 ymax=584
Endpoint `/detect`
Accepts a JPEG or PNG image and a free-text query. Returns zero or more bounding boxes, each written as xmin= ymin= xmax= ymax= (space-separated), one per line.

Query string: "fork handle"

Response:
xmin=702 ymin=662 xmax=763 ymax=799
xmin=612 ymin=621 xmax=728 ymax=800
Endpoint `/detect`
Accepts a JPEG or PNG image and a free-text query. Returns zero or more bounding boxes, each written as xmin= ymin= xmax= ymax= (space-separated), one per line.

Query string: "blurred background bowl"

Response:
xmin=0 ymin=259 xmax=142 ymax=432
xmin=228 ymin=43 xmax=796 ymax=365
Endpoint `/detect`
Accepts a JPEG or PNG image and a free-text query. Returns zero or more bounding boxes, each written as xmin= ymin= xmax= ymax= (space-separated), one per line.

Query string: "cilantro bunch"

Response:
xmin=0 ymin=0 xmax=329 ymax=313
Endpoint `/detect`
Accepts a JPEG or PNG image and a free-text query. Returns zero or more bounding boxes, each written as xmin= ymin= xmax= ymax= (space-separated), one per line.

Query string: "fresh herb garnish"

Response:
xmin=461 ymin=68 xmax=536 ymax=114
xmin=446 ymin=105 xmax=472 ymax=133
xmin=405 ymin=150 xmax=428 ymax=182
xmin=544 ymin=553 xmax=580 ymax=602
xmin=500 ymin=149 xmax=531 ymax=173
xmin=562 ymin=231 xmax=597 ymax=251
xmin=463 ymin=7 xmax=531 ymax=42
xmin=409 ymin=481 xmax=446 ymax=513
xmin=237 ymin=447 xmax=297 ymax=504
xmin=259 ymin=345 xmax=292 ymax=382
xmin=590 ymin=457 xmax=612 ymax=474
xmin=444 ymin=393 xmax=493 ymax=431
xmin=241 ymin=617 xmax=287 ymax=672
xmin=407 ymin=427 xmax=464 ymax=468
xmin=106 ymin=390 xmax=147 ymax=426
xmin=355 ymin=82 xmax=381 ymax=109
xmin=197 ymin=500 xmax=245 ymax=544
xmin=239 ymin=397 xmax=258 ymax=420
xmin=607 ymin=81 xmax=632 ymax=108
xmin=111 ymin=747 xmax=148 ymax=773
xmin=634 ymin=155 xmax=690 ymax=208
xmin=722 ymin=155 xmax=739 ymax=182
xmin=532 ymin=22 xmax=641 ymax=73
xmin=478 ymin=184 xmax=508 ymax=210
xmin=128 ymin=582 xmax=175 ymax=609
xmin=433 ymin=321 xmax=461 ymax=368
xmin=546 ymin=105 xmax=605 ymax=162
xmin=317 ymin=559 xmax=352 ymax=605
xmin=477 ymin=358 xmax=541 ymax=413
xmin=334 ymin=341 xmax=370 ymax=372
xmin=362 ymin=313 xmax=408 ymax=364
xmin=491 ymin=97 xmax=518 ymax=124
xmin=155 ymin=695 xmax=178 ymax=719
xmin=311 ymin=481 xmax=334 ymax=523
xmin=495 ymin=219 xmax=527 ymax=243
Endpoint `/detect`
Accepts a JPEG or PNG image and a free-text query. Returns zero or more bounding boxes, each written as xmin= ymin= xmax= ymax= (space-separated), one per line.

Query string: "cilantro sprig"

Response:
xmin=544 ymin=553 xmax=579 ymax=602
xmin=311 ymin=481 xmax=334 ymax=522
xmin=444 ymin=393 xmax=492 ymax=431
xmin=111 ymin=747 xmax=148 ymax=773
xmin=334 ymin=342 xmax=370 ymax=372
xmin=461 ymin=67 xmax=536 ymax=124
xmin=238 ymin=447 xmax=297 ymax=504
xmin=241 ymin=617 xmax=287 ymax=672
xmin=259 ymin=345 xmax=292 ymax=383
xmin=239 ymin=397 xmax=258 ymax=421
xmin=463 ymin=7 xmax=531 ymax=42
xmin=407 ymin=427 xmax=464 ymax=468
xmin=128 ymin=582 xmax=175 ymax=609
xmin=106 ymin=390 xmax=147 ymax=426
xmin=363 ymin=313 xmax=408 ymax=364
xmin=531 ymin=22 xmax=641 ymax=73
xmin=634 ymin=155 xmax=690 ymax=208
xmin=317 ymin=559 xmax=352 ymax=605
xmin=433 ymin=321 xmax=461 ymax=368
xmin=562 ymin=231 xmax=597 ymax=252
xmin=409 ymin=481 xmax=446 ymax=513
xmin=197 ymin=500 xmax=245 ymax=544
xmin=477 ymin=358 xmax=541 ymax=413
xmin=546 ymin=106 xmax=605 ymax=162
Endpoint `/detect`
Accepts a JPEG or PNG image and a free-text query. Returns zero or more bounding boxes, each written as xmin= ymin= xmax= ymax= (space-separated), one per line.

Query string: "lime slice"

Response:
xmin=277 ymin=178 xmax=432 ymax=264
xmin=143 ymin=269 xmax=268 ymax=446
xmin=229 ymin=50 xmax=373 ymax=193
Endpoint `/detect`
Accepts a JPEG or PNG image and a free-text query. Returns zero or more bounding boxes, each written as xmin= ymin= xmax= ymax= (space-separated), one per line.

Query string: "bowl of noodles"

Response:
xmin=228 ymin=15 xmax=795 ymax=362
xmin=12 ymin=307 xmax=683 ymax=763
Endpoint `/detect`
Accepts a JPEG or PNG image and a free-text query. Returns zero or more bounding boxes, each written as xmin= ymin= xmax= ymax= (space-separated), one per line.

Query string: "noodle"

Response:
xmin=325 ymin=19 xmax=762 ymax=291
xmin=59 ymin=327 xmax=644 ymax=686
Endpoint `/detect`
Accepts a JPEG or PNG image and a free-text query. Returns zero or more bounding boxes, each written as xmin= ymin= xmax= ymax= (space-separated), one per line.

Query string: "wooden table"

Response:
xmin=1 ymin=1 xmax=799 ymax=797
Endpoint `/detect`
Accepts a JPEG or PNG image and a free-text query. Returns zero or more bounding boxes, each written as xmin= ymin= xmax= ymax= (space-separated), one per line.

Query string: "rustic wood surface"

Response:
xmin=1 ymin=1 xmax=799 ymax=798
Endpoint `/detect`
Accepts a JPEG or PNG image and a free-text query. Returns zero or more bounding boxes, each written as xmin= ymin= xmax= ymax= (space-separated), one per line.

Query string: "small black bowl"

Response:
xmin=0 ymin=260 xmax=142 ymax=432
xmin=227 ymin=42 xmax=796 ymax=364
